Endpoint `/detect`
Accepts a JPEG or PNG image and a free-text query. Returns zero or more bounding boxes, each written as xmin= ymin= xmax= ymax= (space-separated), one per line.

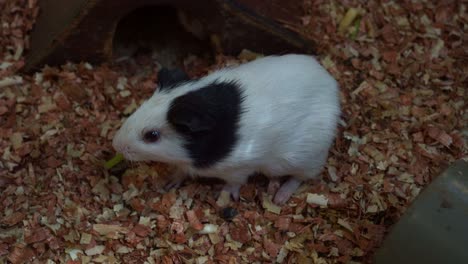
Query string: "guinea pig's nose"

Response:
xmin=112 ymin=136 xmax=128 ymax=154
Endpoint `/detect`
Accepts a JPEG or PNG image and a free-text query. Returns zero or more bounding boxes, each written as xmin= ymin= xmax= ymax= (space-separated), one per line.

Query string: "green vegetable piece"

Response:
xmin=104 ymin=153 xmax=125 ymax=169
xmin=351 ymin=17 xmax=362 ymax=40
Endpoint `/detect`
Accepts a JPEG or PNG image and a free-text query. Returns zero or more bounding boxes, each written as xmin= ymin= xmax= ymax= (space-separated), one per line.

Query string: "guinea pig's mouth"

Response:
xmin=112 ymin=138 xmax=145 ymax=161
xmin=121 ymin=149 xmax=160 ymax=163
xmin=118 ymin=150 xmax=141 ymax=162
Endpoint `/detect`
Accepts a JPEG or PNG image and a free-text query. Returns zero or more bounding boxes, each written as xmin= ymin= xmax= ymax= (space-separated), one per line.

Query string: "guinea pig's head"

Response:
xmin=112 ymin=68 xmax=193 ymax=164
xmin=113 ymin=67 xmax=245 ymax=168
xmin=112 ymin=97 xmax=186 ymax=163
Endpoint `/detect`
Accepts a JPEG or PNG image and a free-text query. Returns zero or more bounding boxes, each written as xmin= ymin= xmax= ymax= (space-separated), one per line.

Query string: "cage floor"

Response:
xmin=0 ymin=1 xmax=466 ymax=263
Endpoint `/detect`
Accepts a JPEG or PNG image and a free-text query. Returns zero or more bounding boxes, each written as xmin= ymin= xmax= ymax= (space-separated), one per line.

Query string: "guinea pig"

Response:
xmin=112 ymin=54 xmax=340 ymax=204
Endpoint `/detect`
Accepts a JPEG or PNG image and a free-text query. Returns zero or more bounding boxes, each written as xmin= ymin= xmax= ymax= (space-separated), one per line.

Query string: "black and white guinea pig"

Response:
xmin=112 ymin=54 xmax=340 ymax=204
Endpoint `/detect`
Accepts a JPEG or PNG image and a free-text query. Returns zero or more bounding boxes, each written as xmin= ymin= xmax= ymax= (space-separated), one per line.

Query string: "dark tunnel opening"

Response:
xmin=112 ymin=5 xmax=213 ymax=70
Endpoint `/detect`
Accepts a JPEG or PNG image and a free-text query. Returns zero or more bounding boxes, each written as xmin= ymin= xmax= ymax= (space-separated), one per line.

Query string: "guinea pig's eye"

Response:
xmin=142 ymin=130 xmax=161 ymax=143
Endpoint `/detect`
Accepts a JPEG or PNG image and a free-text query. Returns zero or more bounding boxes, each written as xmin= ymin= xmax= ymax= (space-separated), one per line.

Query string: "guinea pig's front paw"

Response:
xmin=163 ymin=171 xmax=189 ymax=191
xmin=273 ymin=178 xmax=302 ymax=205
xmin=220 ymin=183 xmax=241 ymax=201
xmin=164 ymin=178 xmax=185 ymax=190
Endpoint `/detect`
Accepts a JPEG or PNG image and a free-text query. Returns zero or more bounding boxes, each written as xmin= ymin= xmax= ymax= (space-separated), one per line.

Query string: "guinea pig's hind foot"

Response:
xmin=221 ymin=183 xmax=241 ymax=201
xmin=273 ymin=178 xmax=302 ymax=205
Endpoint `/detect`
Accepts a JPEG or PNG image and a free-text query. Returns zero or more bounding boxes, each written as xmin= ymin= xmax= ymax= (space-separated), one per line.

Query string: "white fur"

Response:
xmin=113 ymin=54 xmax=340 ymax=189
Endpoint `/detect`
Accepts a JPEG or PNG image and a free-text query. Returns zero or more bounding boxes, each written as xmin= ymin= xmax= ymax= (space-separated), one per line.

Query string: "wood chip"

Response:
xmin=306 ymin=193 xmax=329 ymax=207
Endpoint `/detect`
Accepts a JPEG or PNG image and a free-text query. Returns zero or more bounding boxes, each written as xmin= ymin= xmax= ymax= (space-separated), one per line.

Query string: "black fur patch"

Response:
xmin=167 ymin=80 xmax=245 ymax=168
xmin=157 ymin=68 xmax=190 ymax=91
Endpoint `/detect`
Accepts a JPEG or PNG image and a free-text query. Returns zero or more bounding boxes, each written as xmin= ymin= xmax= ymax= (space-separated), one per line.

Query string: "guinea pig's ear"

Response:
xmin=167 ymin=102 xmax=215 ymax=133
xmin=157 ymin=67 xmax=190 ymax=90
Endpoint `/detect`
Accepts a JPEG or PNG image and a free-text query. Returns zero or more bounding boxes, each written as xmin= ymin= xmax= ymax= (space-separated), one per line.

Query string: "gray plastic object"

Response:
xmin=374 ymin=159 xmax=468 ymax=264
